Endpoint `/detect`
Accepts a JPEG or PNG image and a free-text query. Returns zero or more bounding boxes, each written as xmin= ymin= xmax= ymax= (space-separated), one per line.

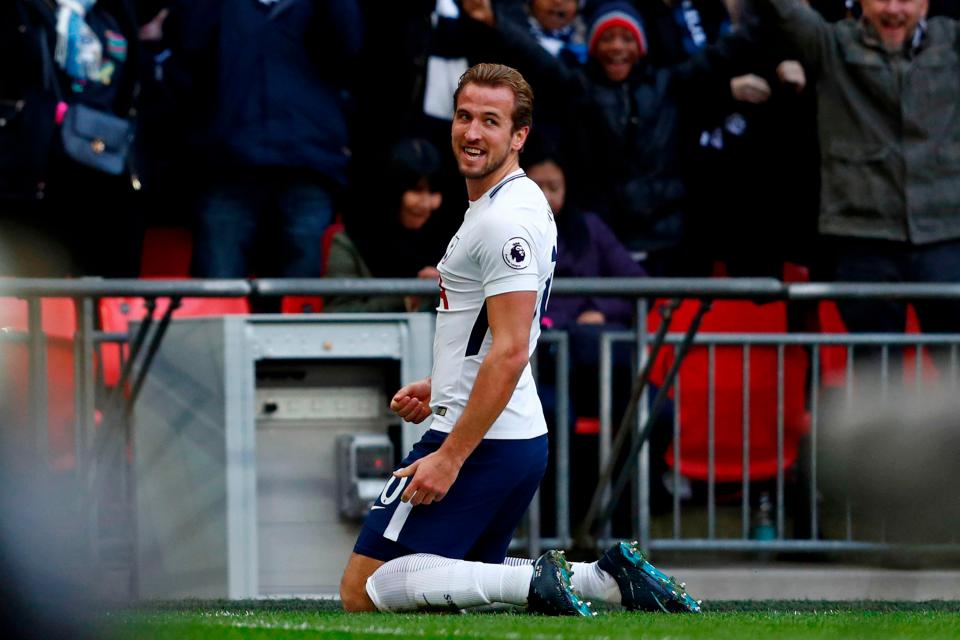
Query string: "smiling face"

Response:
xmin=451 ymin=82 xmax=530 ymax=200
xmin=399 ymin=179 xmax=443 ymax=230
xmin=594 ymin=25 xmax=640 ymax=82
xmin=860 ymin=0 xmax=928 ymax=51
xmin=531 ymin=0 xmax=579 ymax=31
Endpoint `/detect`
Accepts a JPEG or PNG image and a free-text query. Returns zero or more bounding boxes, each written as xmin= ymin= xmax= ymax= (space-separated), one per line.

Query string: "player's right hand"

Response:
xmin=390 ymin=378 xmax=433 ymax=424
xmin=394 ymin=451 xmax=461 ymax=506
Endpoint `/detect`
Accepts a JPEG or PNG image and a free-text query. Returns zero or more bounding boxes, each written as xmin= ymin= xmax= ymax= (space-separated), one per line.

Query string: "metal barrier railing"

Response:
xmin=0 ymin=279 xmax=251 ymax=578
xmin=596 ymin=331 xmax=960 ymax=555
xmin=3 ymin=277 xmax=960 ymax=575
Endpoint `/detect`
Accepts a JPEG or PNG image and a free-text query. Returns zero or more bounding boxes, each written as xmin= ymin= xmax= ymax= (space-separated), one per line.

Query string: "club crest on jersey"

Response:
xmin=502 ymin=237 xmax=532 ymax=270
xmin=442 ymin=235 xmax=460 ymax=264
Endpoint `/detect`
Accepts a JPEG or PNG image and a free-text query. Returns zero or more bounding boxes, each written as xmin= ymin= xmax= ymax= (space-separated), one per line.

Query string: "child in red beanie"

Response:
xmin=463 ymin=0 xmax=787 ymax=275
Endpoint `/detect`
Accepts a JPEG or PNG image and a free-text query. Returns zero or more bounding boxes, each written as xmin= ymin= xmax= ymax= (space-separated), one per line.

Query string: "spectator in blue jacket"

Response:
xmin=167 ymin=0 xmax=363 ymax=279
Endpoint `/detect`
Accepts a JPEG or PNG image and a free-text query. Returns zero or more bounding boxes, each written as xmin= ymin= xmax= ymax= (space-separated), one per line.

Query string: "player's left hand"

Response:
xmin=390 ymin=379 xmax=433 ymax=423
xmin=394 ymin=451 xmax=462 ymax=506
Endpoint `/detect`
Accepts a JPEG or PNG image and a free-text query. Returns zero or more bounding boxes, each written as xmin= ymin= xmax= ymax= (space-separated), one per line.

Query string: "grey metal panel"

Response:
xmin=135 ymin=318 xmax=233 ymax=598
xmin=134 ymin=314 xmax=435 ymax=598
xmin=245 ymin=313 xmax=434 ymax=454
xmin=255 ymin=418 xmax=378 ymax=595
xmin=252 ymin=363 xmax=392 ymax=595
xmin=249 ymin=318 xmax=406 ymax=360
xmin=224 ymin=317 xmax=259 ymax=598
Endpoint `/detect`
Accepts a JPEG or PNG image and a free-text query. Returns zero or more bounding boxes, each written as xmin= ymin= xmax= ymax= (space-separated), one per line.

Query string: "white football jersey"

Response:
xmin=430 ymin=169 xmax=558 ymax=439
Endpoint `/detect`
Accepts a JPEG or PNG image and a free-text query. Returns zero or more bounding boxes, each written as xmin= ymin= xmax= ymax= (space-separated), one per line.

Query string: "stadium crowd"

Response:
xmin=1 ymin=0 xmax=957 ymax=287
xmin=4 ymin=1 xmax=959 ymax=342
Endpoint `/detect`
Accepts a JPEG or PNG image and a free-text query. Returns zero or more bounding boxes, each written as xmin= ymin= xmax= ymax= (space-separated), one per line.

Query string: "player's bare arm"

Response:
xmin=395 ymin=289 xmax=537 ymax=506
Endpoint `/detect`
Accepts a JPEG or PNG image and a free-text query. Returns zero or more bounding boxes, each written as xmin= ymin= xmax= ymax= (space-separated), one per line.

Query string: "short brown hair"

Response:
xmin=453 ymin=63 xmax=534 ymax=131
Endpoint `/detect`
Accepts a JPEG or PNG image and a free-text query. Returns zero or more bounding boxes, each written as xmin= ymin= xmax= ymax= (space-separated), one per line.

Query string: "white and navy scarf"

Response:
xmin=672 ymin=0 xmax=730 ymax=56
xmin=422 ymin=0 xmax=468 ymax=121
xmin=54 ymin=0 xmax=102 ymax=82
xmin=527 ymin=15 xmax=587 ymax=65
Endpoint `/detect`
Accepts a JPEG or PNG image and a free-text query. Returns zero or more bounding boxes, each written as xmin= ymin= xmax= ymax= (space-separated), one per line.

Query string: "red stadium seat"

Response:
xmin=648 ymin=300 xmax=809 ymax=483
xmin=280 ymin=220 xmax=345 ymax=314
xmin=281 ymin=295 xmax=324 ymax=314
xmin=322 ymin=221 xmax=345 ymax=272
xmin=781 ymin=262 xmax=809 ymax=283
xmin=139 ymin=226 xmax=193 ymax=278
xmin=99 ymin=296 xmax=250 ymax=387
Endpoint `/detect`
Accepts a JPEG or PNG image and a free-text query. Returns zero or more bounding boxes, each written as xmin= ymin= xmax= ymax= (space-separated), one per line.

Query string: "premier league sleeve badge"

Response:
xmin=502 ymin=237 xmax=532 ymax=270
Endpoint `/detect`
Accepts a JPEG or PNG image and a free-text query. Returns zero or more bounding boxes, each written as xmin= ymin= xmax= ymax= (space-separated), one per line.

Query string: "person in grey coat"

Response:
xmin=756 ymin=0 xmax=960 ymax=344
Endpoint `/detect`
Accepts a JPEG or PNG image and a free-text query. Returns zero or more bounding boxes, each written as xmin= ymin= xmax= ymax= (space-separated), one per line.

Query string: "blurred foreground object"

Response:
xmin=821 ymin=372 xmax=960 ymax=547
xmin=0 ymin=293 xmax=93 ymax=637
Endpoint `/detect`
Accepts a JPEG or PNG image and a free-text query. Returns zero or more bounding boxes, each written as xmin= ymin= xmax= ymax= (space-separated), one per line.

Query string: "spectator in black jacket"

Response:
xmin=165 ymin=0 xmax=363 ymax=279
xmin=492 ymin=0 xmax=591 ymax=149
xmin=635 ymin=0 xmax=736 ymax=67
xmin=0 ymin=0 xmax=143 ymax=277
xmin=636 ymin=0 xmax=818 ymax=276
xmin=325 ymin=138 xmax=447 ymax=313
xmin=349 ymin=0 xmax=529 ymax=244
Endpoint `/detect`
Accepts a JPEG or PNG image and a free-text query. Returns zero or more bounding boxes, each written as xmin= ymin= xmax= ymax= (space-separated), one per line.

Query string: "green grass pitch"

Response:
xmin=101 ymin=600 xmax=960 ymax=639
